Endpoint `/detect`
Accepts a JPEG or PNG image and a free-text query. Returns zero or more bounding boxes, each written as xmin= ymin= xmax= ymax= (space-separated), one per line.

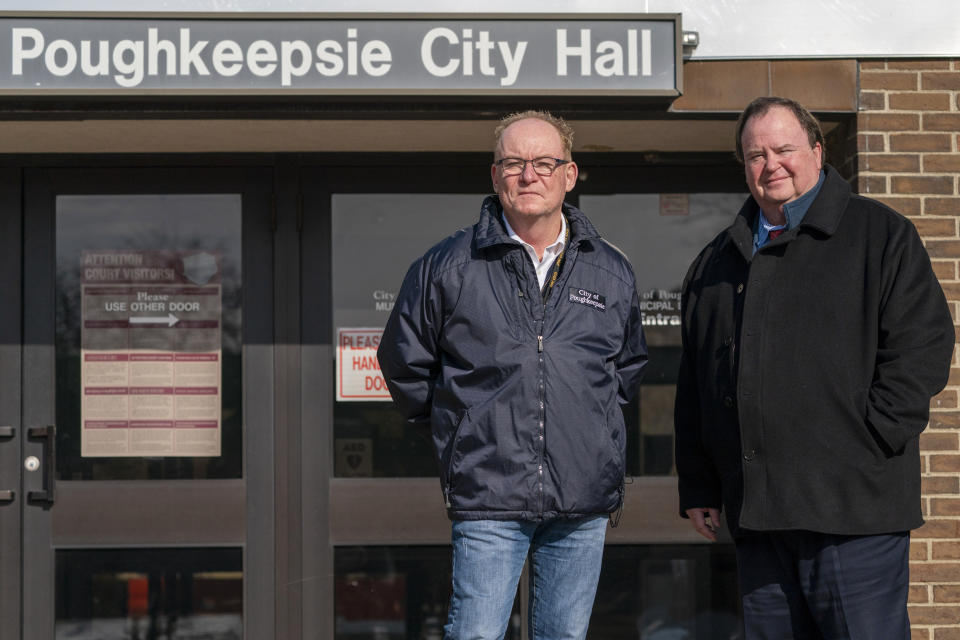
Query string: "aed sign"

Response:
xmin=337 ymin=327 xmax=391 ymax=402
xmin=0 ymin=15 xmax=681 ymax=95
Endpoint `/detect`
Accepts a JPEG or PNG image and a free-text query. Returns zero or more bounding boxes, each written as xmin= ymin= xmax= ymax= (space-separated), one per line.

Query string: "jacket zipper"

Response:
xmin=536 ymin=319 xmax=545 ymax=518
xmin=443 ymin=410 xmax=470 ymax=510
xmin=531 ymin=237 xmax=570 ymax=519
xmin=536 ymin=277 xmax=551 ymax=518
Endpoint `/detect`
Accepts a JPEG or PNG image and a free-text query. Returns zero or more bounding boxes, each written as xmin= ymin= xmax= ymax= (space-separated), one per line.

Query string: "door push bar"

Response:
xmin=0 ymin=426 xmax=12 ymax=502
xmin=27 ymin=426 xmax=56 ymax=505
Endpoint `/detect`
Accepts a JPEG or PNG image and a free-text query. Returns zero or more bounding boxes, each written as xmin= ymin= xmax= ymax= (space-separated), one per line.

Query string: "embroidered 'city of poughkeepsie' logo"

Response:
xmin=568 ymin=287 xmax=606 ymax=311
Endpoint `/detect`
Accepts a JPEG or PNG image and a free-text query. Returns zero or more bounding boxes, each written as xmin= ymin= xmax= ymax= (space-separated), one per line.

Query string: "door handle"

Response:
xmin=0 ymin=426 xmax=14 ymax=502
xmin=27 ymin=425 xmax=56 ymax=505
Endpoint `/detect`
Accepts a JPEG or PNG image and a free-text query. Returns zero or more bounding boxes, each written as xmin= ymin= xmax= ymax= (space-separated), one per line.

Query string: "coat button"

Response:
xmin=723 ymin=396 xmax=734 ymax=408
xmin=736 ymin=283 xmax=744 ymax=294
xmin=723 ymin=336 xmax=733 ymax=346
xmin=743 ymin=448 xmax=758 ymax=461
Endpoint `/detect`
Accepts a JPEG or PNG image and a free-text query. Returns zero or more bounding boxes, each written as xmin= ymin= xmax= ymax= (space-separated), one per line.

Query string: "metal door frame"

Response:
xmin=18 ymin=165 xmax=277 ymax=639
xmin=0 ymin=167 xmax=23 ymax=639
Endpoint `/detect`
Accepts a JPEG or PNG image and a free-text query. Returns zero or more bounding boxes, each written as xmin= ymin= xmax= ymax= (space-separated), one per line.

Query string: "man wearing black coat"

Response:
xmin=674 ymin=96 xmax=955 ymax=638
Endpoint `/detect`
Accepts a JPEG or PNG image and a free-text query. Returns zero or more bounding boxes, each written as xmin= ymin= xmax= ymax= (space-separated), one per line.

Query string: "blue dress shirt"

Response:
xmin=753 ymin=170 xmax=826 ymax=254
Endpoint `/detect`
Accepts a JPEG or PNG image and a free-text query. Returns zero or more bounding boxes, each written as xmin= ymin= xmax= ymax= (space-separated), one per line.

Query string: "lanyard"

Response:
xmin=542 ymin=220 xmax=571 ymax=306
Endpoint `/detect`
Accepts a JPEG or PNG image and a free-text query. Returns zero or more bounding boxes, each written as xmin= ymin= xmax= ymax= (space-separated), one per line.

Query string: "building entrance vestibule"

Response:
xmin=0 ymin=152 xmax=750 ymax=639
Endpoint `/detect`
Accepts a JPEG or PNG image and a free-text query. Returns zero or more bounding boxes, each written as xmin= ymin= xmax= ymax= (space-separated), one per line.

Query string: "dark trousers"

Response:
xmin=735 ymin=530 xmax=911 ymax=640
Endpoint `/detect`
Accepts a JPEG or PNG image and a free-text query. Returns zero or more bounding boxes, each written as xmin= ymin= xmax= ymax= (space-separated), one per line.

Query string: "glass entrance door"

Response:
xmin=300 ymin=155 xmax=746 ymax=639
xmin=16 ymin=167 xmax=275 ymax=640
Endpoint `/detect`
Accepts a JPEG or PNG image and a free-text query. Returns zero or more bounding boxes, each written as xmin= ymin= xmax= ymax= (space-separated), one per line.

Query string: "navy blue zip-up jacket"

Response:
xmin=378 ymin=195 xmax=647 ymax=521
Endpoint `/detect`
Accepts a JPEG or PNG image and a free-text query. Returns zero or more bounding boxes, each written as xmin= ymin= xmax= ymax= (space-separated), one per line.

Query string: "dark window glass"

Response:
xmin=590 ymin=544 xmax=741 ymax=639
xmin=55 ymin=194 xmax=243 ymax=480
xmin=55 ymin=547 xmax=242 ymax=640
xmin=332 ymin=191 xmax=741 ymax=478
xmin=331 ymin=194 xmax=480 ymax=478
xmin=582 ymin=194 xmax=744 ymax=476
xmin=334 ymin=544 xmax=738 ymax=638
xmin=335 ymin=546 xmax=520 ymax=639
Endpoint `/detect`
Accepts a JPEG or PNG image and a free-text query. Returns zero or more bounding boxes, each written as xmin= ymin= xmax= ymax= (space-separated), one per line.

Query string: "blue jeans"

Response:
xmin=444 ymin=516 xmax=608 ymax=640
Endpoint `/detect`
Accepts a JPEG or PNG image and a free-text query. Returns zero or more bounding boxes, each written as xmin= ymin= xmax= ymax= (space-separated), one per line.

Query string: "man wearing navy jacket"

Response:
xmin=379 ymin=111 xmax=647 ymax=640
xmin=675 ymin=96 xmax=955 ymax=638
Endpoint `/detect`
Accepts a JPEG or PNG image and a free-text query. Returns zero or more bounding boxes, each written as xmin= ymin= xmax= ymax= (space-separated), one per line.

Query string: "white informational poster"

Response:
xmin=337 ymin=327 xmax=391 ymax=402
xmin=80 ymin=250 xmax=222 ymax=457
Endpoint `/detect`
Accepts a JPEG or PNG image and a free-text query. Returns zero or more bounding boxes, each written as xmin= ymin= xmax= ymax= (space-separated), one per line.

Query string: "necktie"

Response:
xmin=769 ymin=227 xmax=786 ymax=240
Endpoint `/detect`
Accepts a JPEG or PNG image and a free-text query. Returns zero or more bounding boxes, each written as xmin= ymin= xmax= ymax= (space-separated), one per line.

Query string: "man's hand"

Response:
xmin=685 ymin=507 xmax=721 ymax=542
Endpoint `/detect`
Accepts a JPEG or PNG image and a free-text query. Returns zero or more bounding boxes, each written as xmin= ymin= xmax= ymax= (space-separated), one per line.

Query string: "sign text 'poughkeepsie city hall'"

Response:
xmin=0 ymin=16 xmax=681 ymax=94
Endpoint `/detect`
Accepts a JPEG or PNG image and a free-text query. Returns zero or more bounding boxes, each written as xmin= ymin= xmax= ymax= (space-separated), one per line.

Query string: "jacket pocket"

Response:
xmin=441 ymin=408 xmax=470 ymax=508
xmin=604 ymin=404 xmax=627 ymax=482
xmin=856 ymin=387 xmax=898 ymax=460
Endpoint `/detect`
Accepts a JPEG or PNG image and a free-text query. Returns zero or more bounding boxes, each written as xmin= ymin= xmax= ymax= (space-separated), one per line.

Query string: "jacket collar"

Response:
xmin=796 ymin=165 xmax=850 ymax=235
xmin=726 ymin=164 xmax=851 ymax=261
xmin=474 ymin=195 xmax=601 ymax=251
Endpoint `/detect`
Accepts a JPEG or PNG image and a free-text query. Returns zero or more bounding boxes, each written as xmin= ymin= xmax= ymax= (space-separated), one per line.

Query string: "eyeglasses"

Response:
xmin=495 ymin=157 xmax=570 ymax=177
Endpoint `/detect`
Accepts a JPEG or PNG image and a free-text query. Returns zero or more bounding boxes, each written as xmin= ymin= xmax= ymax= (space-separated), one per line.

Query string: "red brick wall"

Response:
xmin=858 ymin=59 xmax=960 ymax=640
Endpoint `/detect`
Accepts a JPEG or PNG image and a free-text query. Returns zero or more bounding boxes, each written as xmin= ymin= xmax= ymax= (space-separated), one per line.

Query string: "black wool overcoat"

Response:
xmin=675 ymin=165 xmax=955 ymax=536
